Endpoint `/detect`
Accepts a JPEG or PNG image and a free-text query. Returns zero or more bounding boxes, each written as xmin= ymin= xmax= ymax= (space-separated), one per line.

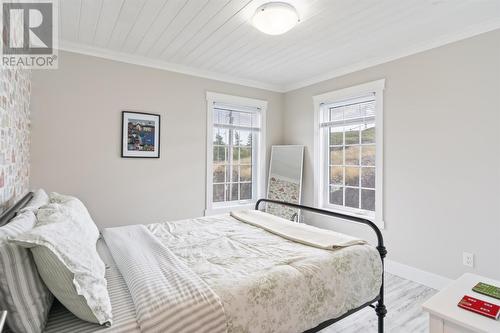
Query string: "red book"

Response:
xmin=458 ymin=295 xmax=500 ymax=320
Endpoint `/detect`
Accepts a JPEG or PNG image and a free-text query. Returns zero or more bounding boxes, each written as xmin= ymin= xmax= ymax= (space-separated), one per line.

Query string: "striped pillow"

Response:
xmin=0 ymin=210 xmax=54 ymax=333
xmin=10 ymin=194 xmax=113 ymax=326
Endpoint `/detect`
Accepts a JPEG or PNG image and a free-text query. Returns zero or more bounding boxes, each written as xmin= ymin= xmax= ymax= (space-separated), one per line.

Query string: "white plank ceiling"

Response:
xmin=58 ymin=0 xmax=500 ymax=91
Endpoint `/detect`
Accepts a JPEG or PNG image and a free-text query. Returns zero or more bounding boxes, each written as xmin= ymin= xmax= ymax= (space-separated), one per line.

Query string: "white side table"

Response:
xmin=422 ymin=273 xmax=500 ymax=333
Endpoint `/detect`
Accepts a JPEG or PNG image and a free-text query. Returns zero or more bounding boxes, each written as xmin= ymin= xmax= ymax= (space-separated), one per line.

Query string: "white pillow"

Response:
xmin=10 ymin=193 xmax=113 ymax=325
xmin=19 ymin=189 xmax=49 ymax=213
xmin=0 ymin=210 xmax=53 ymax=333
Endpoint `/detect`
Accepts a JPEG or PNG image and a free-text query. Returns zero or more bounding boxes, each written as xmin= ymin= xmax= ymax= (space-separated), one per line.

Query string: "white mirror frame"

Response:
xmin=266 ymin=145 xmax=305 ymax=220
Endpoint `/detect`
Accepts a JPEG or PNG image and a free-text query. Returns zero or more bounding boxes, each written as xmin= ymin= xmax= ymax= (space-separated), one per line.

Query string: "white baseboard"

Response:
xmin=385 ymin=259 xmax=452 ymax=290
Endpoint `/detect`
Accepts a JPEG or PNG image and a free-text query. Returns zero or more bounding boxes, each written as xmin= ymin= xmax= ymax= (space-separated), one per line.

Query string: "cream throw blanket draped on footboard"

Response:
xmin=230 ymin=210 xmax=366 ymax=249
xmin=102 ymin=225 xmax=227 ymax=333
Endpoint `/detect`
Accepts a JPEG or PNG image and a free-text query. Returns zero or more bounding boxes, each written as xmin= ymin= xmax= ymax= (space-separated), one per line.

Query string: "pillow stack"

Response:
xmin=0 ymin=189 xmax=53 ymax=333
xmin=1 ymin=190 xmax=113 ymax=333
xmin=10 ymin=192 xmax=113 ymax=326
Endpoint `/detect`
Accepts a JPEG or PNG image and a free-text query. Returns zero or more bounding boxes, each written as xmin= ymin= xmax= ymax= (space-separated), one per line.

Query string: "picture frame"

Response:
xmin=121 ymin=111 xmax=161 ymax=158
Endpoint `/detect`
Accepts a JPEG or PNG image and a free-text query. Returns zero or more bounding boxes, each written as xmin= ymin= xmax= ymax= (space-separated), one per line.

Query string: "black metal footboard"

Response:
xmin=255 ymin=199 xmax=387 ymax=333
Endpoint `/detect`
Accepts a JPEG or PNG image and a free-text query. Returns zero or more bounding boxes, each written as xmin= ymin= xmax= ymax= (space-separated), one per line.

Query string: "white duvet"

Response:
xmin=146 ymin=213 xmax=383 ymax=333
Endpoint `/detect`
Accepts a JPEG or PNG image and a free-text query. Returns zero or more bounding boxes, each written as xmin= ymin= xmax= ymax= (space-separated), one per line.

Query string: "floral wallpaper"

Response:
xmin=266 ymin=176 xmax=301 ymax=221
xmin=0 ymin=39 xmax=31 ymax=211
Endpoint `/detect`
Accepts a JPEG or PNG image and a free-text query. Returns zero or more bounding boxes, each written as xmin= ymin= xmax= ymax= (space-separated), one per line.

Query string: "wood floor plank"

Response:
xmin=320 ymin=273 xmax=437 ymax=333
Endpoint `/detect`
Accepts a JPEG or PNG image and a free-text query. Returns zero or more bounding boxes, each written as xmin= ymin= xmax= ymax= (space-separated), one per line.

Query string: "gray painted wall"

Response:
xmin=283 ymin=30 xmax=500 ymax=280
xmin=30 ymin=51 xmax=284 ymax=227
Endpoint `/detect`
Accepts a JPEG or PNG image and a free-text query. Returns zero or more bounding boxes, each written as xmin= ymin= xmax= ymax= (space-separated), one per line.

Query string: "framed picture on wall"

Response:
xmin=121 ymin=111 xmax=161 ymax=158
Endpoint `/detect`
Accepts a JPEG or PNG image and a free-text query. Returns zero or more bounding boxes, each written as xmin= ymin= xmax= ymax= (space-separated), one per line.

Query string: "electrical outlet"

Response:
xmin=463 ymin=252 xmax=474 ymax=268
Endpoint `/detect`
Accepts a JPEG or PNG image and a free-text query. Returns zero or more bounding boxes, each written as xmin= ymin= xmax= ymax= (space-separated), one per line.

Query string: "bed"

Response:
xmin=0 ymin=194 xmax=387 ymax=333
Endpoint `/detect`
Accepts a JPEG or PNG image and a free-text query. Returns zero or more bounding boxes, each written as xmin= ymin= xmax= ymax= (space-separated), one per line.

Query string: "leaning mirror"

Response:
xmin=266 ymin=145 xmax=304 ymax=221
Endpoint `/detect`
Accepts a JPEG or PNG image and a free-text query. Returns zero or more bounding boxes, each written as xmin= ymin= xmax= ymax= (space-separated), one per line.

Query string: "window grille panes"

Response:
xmin=321 ymin=95 xmax=376 ymax=213
xmin=212 ymin=104 xmax=259 ymax=204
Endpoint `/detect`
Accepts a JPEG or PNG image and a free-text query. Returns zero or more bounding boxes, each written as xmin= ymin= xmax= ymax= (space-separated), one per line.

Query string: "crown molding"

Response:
xmin=58 ymin=41 xmax=286 ymax=93
xmin=59 ymin=20 xmax=500 ymax=94
xmin=283 ymin=20 xmax=500 ymax=92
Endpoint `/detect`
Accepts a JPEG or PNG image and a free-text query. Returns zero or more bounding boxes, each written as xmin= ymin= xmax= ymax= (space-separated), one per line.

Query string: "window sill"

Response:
xmin=319 ymin=204 xmax=385 ymax=229
xmin=205 ymin=202 xmax=256 ymax=216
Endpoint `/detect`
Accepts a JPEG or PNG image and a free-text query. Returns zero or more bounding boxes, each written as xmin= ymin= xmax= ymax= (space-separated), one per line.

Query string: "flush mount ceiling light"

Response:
xmin=252 ymin=2 xmax=299 ymax=35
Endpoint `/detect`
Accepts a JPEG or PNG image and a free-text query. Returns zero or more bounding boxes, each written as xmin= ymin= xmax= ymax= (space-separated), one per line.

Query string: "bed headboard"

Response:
xmin=0 ymin=192 xmax=34 ymax=227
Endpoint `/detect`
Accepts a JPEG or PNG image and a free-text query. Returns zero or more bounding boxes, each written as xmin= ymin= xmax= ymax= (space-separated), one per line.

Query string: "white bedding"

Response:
xmin=43 ymin=239 xmax=139 ymax=333
xmin=42 ymin=212 xmax=382 ymax=333
xmin=230 ymin=209 xmax=366 ymax=249
xmin=103 ymin=225 xmax=226 ymax=333
xmin=147 ymin=214 xmax=383 ymax=333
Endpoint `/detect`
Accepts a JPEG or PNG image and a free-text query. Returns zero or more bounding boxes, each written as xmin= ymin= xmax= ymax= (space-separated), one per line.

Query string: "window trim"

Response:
xmin=206 ymin=92 xmax=267 ymax=216
xmin=313 ymin=79 xmax=385 ymax=228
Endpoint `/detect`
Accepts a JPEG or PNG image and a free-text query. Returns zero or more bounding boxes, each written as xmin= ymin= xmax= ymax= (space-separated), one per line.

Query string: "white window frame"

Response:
xmin=313 ymin=79 xmax=385 ymax=228
xmin=206 ymin=92 xmax=267 ymax=216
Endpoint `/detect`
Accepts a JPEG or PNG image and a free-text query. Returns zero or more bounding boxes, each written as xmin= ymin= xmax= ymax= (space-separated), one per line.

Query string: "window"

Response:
xmin=206 ymin=92 xmax=267 ymax=215
xmin=313 ymin=80 xmax=385 ymax=227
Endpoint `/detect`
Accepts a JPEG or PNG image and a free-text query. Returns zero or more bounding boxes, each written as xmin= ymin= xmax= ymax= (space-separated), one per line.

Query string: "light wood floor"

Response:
xmin=321 ymin=273 xmax=437 ymax=333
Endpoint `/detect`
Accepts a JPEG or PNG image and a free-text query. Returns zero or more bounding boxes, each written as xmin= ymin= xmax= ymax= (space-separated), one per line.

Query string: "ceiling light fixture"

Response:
xmin=252 ymin=2 xmax=299 ymax=36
